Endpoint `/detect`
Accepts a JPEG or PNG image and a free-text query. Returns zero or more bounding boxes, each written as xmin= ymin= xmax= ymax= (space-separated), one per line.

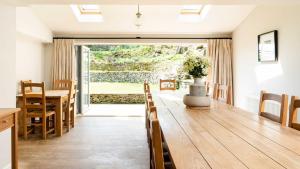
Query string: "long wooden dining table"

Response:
xmin=153 ymin=91 xmax=300 ymax=169
xmin=16 ymin=90 xmax=69 ymax=137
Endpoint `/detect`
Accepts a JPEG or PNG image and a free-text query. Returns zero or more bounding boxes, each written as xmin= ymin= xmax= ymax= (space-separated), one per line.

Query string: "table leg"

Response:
xmin=12 ymin=113 xmax=18 ymax=169
xmin=55 ymin=98 xmax=63 ymax=137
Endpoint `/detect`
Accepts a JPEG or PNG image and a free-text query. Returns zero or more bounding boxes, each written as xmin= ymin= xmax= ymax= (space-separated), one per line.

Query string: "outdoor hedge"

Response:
xmin=90 ymin=71 xmax=160 ymax=83
xmin=90 ymin=61 xmax=157 ymax=71
xmin=90 ymin=94 xmax=144 ymax=104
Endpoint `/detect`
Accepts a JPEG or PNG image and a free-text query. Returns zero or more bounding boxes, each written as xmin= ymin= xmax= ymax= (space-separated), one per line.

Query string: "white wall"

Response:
xmin=233 ymin=5 xmax=300 ymax=113
xmin=16 ymin=33 xmax=45 ymax=90
xmin=16 ymin=7 xmax=52 ymax=43
xmin=16 ymin=7 xmax=53 ymax=90
xmin=0 ymin=6 xmax=52 ymax=169
xmin=0 ymin=5 xmax=16 ymax=169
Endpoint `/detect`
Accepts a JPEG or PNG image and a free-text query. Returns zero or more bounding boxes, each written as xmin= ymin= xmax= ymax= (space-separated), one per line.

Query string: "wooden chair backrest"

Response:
xmin=67 ymin=81 xmax=77 ymax=111
xmin=21 ymin=80 xmax=33 ymax=93
xmin=146 ymin=100 xmax=155 ymax=127
xmin=54 ymin=80 xmax=72 ymax=90
xmin=144 ymin=81 xmax=151 ymax=94
xmin=149 ymin=109 xmax=164 ymax=169
xmin=160 ymin=79 xmax=176 ymax=91
xmin=289 ymin=96 xmax=300 ymax=130
xmin=215 ymin=84 xmax=232 ymax=104
xmin=259 ymin=91 xmax=288 ymax=126
xmin=22 ymin=82 xmax=46 ymax=116
xmin=145 ymin=93 xmax=152 ymax=110
xmin=205 ymin=82 xmax=216 ymax=98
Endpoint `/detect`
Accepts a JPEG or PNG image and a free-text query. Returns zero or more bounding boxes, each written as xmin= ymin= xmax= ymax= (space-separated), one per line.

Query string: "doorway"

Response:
xmin=76 ymin=42 xmax=207 ymax=116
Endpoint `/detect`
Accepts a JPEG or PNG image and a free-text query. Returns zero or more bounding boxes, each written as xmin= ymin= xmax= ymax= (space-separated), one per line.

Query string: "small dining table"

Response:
xmin=153 ymin=91 xmax=300 ymax=169
xmin=16 ymin=90 xmax=69 ymax=137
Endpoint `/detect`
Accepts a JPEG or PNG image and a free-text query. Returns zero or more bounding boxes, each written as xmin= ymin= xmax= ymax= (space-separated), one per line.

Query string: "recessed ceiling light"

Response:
xmin=71 ymin=4 xmax=103 ymax=23
xmin=178 ymin=5 xmax=210 ymax=23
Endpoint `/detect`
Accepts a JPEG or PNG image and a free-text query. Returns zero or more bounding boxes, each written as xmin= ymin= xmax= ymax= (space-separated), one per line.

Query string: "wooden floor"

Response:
xmin=19 ymin=116 xmax=149 ymax=169
xmin=85 ymin=104 xmax=145 ymax=117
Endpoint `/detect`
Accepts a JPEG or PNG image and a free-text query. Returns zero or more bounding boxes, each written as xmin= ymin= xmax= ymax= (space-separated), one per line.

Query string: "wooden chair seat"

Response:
xmin=259 ymin=91 xmax=288 ymax=126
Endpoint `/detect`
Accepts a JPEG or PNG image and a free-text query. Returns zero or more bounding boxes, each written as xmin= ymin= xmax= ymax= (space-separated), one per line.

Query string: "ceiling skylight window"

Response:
xmin=71 ymin=4 xmax=103 ymax=22
xmin=178 ymin=5 xmax=210 ymax=23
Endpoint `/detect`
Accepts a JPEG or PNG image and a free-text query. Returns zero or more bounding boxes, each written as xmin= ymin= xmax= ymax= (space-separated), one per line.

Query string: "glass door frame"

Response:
xmin=76 ymin=45 xmax=91 ymax=114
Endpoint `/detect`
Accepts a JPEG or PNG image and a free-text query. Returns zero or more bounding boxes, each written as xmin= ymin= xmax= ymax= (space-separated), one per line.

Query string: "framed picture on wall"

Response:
xmin=258 ymin=30 xmax=278 ymax=62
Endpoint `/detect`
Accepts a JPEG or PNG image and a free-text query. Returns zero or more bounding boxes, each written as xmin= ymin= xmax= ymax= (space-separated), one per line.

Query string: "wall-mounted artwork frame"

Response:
xmin=258 ymin=30 xmax=278 ymax=62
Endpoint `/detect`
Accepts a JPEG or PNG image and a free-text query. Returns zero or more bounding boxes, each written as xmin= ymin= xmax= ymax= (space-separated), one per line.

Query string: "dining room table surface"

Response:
xmin=152 ymin=90 xmax=300 ymax=169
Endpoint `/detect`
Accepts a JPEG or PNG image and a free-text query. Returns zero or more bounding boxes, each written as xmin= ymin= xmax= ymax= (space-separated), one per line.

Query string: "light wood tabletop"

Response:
xmin=153 ymin=91 xmax=300 ymax=169
xmin=16 ymin=90 xmax=69 ymax=137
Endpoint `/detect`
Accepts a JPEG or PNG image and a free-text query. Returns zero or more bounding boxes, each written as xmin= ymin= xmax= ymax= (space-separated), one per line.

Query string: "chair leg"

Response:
xmin=53 ymin=114 xmax=56 ymax=134
xmin=23 ymin=119 xmax=28 ymax=140
xmin=65 ymin=110 xmax=70 ymax=132
xmin=71 ymin=109 xmax=75 ymax=128
xmin=42 ymin=117 xmax=47 ymax=140
xmin=31 ymin=118 xmax=35 ymax=134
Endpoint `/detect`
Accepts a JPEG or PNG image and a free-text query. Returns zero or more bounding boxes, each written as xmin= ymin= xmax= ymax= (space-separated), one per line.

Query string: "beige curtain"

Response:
xmin=51 ymin=39 xmax=76 ymax=87
xmin=208 ymin=39 xmax=233 ymax=105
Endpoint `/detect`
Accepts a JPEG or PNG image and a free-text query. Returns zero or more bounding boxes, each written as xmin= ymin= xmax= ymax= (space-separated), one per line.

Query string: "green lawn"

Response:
xmin=90 ymin=82 xmax=159 ymax=94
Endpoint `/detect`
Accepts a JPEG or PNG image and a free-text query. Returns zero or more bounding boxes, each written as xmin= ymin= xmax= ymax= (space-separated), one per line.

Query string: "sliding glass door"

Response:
xmin=81 ymin=46 xmax=90 ymax=114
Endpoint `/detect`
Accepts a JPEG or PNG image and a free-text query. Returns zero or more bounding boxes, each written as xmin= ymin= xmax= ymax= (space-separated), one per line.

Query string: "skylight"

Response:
xmin=178 ymin=5 xmax=210 ymax=23
xmin=181 ymin=5 xmax=203 ymax=15
xmin=71 ymin=5 xmax=103 ymax=22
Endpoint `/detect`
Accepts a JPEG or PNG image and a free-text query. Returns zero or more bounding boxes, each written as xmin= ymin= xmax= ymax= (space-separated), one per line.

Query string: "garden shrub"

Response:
xmin=90 ymin=94 xmax=144 ymax=104
xmin=90 ymin=71 xmax=160 ymax=83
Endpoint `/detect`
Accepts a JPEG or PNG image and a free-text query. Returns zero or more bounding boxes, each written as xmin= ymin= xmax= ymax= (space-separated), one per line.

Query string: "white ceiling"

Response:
xmin=31 ymin=5 xmax=255 ymax=36
xmin=3 ymin=0 xmax=300 ymax=5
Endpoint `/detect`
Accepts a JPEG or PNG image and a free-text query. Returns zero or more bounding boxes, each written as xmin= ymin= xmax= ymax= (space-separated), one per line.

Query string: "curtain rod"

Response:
xmin=53 ymin=37 xmax=232 ymax=40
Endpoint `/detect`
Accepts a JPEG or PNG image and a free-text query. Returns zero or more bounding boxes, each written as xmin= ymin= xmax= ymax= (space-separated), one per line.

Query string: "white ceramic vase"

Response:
xmin=189 ymin=78 xmax=206 ymax=96
xmin=194 ymin=78 xmax=204 ymax=85
xmin=184 ymin=77 xmax=210 ymax=107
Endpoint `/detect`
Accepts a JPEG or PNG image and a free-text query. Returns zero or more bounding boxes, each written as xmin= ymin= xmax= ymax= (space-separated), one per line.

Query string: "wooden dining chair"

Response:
xmin=21 ymin=80 xmax=33 ymax=93
xmin=144 ymin=80 xmax=151 ymax=94
xmin=64 ymin=81 xmax=77 ymax=131
xmin=149 ymin=109 xmax=174 ymax=169
xmin=259 ymin=91 xmax=288 ymax=126
xmin=70 ymin=82 xmax=77 ymax=128
xmin=205 ymin=82 xmax=217 ymax=98
xmin=288 ymin=96 xmax=300 ymax=130
xmin=145 ymin=91 xmax=152 ymax=126
xmin=159 ymin=79 xmax=176 ymax=91
xmin=22 ymin=82 xmax=56 ymax=140
xmin=215 ymin=83 xmax=232 ymax=104
xmin=146 ymin=98 xmax=155 ymax=143
xmin=53 ymin=80 xmax=72 ymax=90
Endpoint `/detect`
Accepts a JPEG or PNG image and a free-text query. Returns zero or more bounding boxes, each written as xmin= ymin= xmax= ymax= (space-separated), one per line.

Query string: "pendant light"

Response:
xmin=135 ymin=4 xmax=142 ymax=28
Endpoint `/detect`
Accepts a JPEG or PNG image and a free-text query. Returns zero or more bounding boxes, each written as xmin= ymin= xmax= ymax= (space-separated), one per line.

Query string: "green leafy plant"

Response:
xmin=183 ymin=55 xmax=210 ymax=78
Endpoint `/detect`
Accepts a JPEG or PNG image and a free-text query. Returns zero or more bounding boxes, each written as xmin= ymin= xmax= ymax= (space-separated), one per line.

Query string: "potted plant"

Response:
xmin=183 ymin=54 xmax=210 ymax=84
